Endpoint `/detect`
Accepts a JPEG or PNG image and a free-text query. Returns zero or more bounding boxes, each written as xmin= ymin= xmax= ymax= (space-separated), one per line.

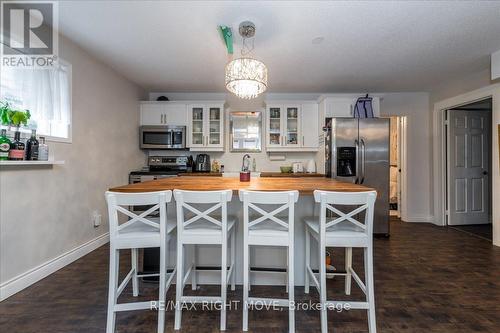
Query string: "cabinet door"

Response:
xmin=207 ymin=105 xmax=223 ymax=148
xmin=325 ymin=98 xmax=353 ymax=118
xmin=140 ymin=103 xmax=166 ymax=125
xmin=301 ymin=103 xmax=319 ymax=148
xmin=164 ymin=104 xmax=188 ymax=125
xmin=188 ymin=105 xmax=205 ymax=147
xmin=267 ymin=105 xmax=283 ymax=147
xmin=284 ymin=105 xmax=300 ymax=146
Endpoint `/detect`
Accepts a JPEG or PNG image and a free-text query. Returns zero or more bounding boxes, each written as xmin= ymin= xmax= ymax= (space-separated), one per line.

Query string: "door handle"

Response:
xmin=160 ymin=114 xmax=164 ymax=124
xmin=354 ymin=139 xmax=359 ymax=184
xmin=483 ymin=171 xmax=488 ymax=175
xmin=360 ymin=139 xmax=366 ymax=184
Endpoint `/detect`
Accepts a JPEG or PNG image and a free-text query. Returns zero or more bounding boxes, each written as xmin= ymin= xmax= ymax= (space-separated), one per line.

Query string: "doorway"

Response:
xmin=387 ymin=116 xmax=407 ymax=219
xmin=445 ymin=98 xmax=493 ymax=239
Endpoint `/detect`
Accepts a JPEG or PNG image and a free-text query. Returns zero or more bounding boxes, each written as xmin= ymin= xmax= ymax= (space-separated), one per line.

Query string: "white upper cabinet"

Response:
xmin=265 ymin=101 xmax=319 ymax=152
xmin=301 ymin=102 xmax=320 ymax=148
xmin=187 ymin=102 xmax=224 ymax=151
xmin=140 ymin=102 xmax=188 ymax=126
xmin=319 ymin=96 xmax=380 ymax=118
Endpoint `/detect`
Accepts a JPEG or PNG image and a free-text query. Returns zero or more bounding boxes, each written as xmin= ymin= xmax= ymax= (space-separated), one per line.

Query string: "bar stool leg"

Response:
xmin=131 ymin=248 xmax=139 ymax=297
xmin=319 ymin=241 xmax=328 ymax=333
xmin=220 ymin=240 xmax=228 ymax=330
xmin=231 ymin=230 xmax=236 ymax=291
xmin=157 ymin=244 xmax=167 ymax=333
xmin=243 ymin=236 xmax=249 ymax=331
xmin=174 ymin=243 xmax=184 ymax=330
xmin=304 ymin=228 xmax=310 ymax=294
xmin=106 ymin=248 xmax=119 ymax=333
xmin=365 ymin=246 xmax=377 ymax=333
xmin=191 ymin=245 xmax=197 ymax=290
xmin=345 ymin=247 xmax=352 ymax=295
xmin=288 ymin=242 xmax=295 ymax=333
xmin=285 ymin=249 xmax=289 ymax=293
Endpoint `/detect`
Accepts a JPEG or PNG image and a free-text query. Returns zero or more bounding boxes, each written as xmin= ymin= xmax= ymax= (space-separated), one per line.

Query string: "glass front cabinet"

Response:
xmin=188 ymin=103 xmax=224 ymax=150
xmin=266 ymin=104 xmax=301 ymax=148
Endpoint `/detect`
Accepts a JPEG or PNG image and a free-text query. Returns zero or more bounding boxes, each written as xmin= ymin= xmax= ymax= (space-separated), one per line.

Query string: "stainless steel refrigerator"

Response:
xmin=324 ymin=117 xmax=390 ymax=236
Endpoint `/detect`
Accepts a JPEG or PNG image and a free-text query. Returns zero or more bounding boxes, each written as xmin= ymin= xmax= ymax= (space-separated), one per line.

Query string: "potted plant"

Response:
xmin=0 ymin=101 xmax=31 ymax=130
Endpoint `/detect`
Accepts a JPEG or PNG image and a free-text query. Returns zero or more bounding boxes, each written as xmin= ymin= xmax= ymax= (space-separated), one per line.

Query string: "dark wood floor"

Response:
xmin=1 ymin=218 xmax=499 ymax=333
xmin=449 ymin=224 xmax=493 ymax=241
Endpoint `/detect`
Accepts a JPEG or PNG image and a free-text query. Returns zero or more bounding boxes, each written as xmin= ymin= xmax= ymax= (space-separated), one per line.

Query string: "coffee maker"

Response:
xmin=195 ymin=154 xmax=211 ymax=172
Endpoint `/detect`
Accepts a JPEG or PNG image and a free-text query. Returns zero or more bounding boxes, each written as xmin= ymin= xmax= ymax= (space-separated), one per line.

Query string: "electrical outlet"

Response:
xmin=92 ymin=211 xmax=102 ymax=227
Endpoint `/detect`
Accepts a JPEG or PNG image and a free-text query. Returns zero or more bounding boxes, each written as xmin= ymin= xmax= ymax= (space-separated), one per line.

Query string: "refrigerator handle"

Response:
xmin=354 ymin=139 xmax=359 ymax=184
xmin=360 ymin=139 xmax=366 ymax=184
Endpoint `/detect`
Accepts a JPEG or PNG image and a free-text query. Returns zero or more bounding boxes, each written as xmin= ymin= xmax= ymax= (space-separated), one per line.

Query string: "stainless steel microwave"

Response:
xmin=139 ymin=126 xmax=186 ymax=149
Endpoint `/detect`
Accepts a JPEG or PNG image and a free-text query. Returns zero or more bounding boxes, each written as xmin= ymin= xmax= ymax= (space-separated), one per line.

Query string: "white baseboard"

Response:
xmin=402 ymin=215 xmax=435 ymax=223
xmin=0 ymin=233 xmax=109 ymax=301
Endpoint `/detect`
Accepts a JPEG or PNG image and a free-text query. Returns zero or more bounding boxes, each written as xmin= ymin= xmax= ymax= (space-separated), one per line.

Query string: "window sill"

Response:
xmin=0 ymin=160 xmax=65 ymax=167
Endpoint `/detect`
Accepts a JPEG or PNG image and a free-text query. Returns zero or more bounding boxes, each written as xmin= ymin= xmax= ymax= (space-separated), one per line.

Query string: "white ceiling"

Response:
xmin=58 ymin=1 xmax=500 ymax=93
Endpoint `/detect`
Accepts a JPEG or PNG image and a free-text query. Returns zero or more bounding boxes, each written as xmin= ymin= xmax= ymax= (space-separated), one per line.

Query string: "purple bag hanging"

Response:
xmin=353 ymin=95 xmax=374 ymax=118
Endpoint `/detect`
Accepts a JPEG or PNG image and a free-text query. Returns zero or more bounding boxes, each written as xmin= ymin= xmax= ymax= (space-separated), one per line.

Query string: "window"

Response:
xmin=0 ymin=61 xmax=72 ymax=141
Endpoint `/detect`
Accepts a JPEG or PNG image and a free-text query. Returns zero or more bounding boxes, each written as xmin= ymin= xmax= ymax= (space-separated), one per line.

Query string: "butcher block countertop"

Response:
xmin=178 ymin=172 xmax=222 ymax=177
xmin=260 ymin=172 xmax=325 ymax=177
xmin=109 ymin=177 xmax=373 ymax=194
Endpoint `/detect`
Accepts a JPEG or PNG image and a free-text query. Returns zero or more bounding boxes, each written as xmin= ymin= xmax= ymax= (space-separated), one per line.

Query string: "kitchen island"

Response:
xmin=109 ymin=177 xmax=373 ymax=285
xmin=110 ymin=176 xmax=371 ymax=193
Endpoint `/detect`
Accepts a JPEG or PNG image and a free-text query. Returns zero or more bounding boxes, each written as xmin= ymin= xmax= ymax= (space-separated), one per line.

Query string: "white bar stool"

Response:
xmin=239 ymin=190 xmax=299 ymax=333
xmin=304 ymin=190 xmax=377 ymax=333
xmin=105 ymin=190 xmax=176 ymax=333
xmin=173 ymin=189 xmax=236 ymax=331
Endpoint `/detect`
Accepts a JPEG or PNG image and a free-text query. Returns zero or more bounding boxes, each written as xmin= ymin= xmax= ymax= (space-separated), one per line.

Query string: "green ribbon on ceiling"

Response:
xmin=219 ymin=25 xmax=233 ymax=54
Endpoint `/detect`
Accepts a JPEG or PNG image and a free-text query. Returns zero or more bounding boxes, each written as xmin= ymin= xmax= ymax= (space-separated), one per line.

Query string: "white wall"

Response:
xmin=493 ymin=92 xmax=500 ymax=247
xmin=379 ymin=93 xmax=433 ymax=222
xmin=0 ymin=35 xmax=146 ymax=297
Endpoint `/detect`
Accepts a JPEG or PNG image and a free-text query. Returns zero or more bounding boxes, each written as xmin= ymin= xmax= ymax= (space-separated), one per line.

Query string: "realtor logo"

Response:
xmin=1 ymin=1 xmax=58 ymax=67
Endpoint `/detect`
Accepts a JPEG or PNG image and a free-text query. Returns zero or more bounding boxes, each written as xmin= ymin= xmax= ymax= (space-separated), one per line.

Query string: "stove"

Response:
xmin=129 ymin=155 xmax=189 ymax=183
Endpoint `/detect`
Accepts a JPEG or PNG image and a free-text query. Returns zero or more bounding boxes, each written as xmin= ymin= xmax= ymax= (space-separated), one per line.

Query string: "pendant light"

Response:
xmin=225 ymin=21 xmax=268 ymax=99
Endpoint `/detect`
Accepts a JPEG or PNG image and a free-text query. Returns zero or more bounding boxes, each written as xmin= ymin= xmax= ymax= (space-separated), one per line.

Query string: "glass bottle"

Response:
xmin=25 ymin=129 xmax=39 ymax=160
xmin=8 ymin=131 xmax=25 ymax=160
xmin=38 ymin=137 xmax=49 ymax=161
xmin=0 ymin=129 xmax=11 ymax=160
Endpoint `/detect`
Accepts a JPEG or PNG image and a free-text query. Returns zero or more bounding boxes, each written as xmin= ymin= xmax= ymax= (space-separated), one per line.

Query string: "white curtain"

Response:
xmin=1 ymin=63 xmax=71 ymax=138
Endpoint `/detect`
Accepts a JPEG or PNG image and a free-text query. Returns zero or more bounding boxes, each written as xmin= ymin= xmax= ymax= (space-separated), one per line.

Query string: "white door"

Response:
xmin=447 ymin=110 xmax=491 ymax=225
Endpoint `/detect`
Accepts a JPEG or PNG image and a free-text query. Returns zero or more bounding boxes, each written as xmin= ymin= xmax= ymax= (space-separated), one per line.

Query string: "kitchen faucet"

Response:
xmin=242 ymin=154 xmax=251 ymax=172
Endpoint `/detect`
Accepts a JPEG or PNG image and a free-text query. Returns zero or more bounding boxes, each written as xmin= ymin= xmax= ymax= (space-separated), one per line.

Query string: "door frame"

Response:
xmin=382 ymin=115 xmax=408 ymax=221
xmin=398 ymin=116 xmax=408 ymax=220
xmin=433 ymin=83 xmax=500 ymax=229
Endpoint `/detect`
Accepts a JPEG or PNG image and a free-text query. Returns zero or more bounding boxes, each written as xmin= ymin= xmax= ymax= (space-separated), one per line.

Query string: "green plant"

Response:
xmin=0 ymin=101 xmax=30 ymax=127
